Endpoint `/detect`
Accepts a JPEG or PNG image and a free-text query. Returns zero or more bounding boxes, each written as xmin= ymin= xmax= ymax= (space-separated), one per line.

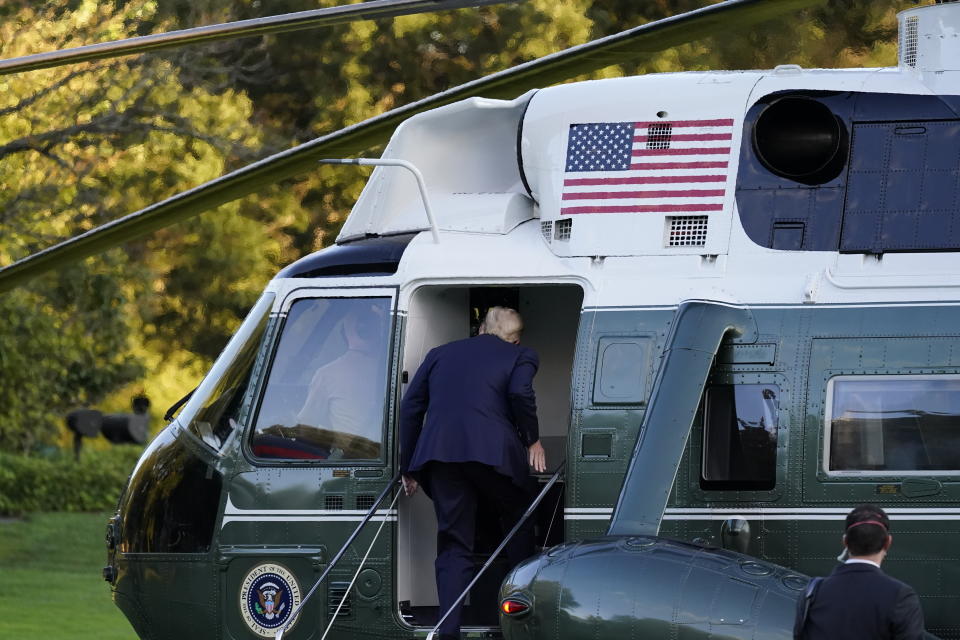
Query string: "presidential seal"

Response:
xmin=239 ymin=563 xmax=302 ymax=638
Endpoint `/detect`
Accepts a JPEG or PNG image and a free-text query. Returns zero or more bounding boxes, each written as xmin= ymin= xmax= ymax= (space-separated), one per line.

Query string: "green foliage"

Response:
xmin=587 ymin=0 xmax=928 ymax=75
xmin=0 ymin=0 xmax=933 ymax=458
xmin=0 ymin=447 xmax=143 ymax=515
xmin=0 ymin=264 xmax=143 ymax=452
xmin=0 ymin=0 xmax=296 ymax=449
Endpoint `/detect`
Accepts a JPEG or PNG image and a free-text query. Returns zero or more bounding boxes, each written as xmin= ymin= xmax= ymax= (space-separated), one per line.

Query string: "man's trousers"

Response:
xmin=422 ymin=461 xmax=534 ymax=638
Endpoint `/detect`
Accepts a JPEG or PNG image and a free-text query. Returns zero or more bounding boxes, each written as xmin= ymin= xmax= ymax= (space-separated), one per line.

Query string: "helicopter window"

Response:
xmin=701 ymin=384 xmax=779 ymax=490
xmin=826 ymin=376 xmax=960 ymax=473
xmin=178 ymin=292 xmax=275 ymax=451
xmin=251 ymin=296 xmax=391 ymax=462
xmin=592 ymin=337 xmax=650 ymax=404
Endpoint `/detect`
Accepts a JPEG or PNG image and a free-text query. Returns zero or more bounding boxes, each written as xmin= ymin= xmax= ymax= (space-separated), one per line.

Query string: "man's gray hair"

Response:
xmin=481 ymin=306 xmax=524 ymax=343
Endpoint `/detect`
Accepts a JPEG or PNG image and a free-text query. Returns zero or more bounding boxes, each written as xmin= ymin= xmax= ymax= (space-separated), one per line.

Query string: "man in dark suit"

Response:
xmin=796 ymin=504 xmax=926 ymax=640
xmin=400 ymin=306 xmax=546 ymax=640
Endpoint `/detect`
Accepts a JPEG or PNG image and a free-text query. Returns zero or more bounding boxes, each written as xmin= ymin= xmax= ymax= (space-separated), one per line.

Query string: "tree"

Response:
xmin=588 ymin=0 xmax=927 ymax=75
xmin=0 ymin=0 xmax=288 ymax=450
xmin=0 ymin=0 xmax=929 ymax=452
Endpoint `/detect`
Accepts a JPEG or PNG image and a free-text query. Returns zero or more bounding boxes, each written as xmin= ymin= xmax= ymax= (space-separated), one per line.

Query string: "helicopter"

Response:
xmin=3 ymin=0 xmax=960 ymax=638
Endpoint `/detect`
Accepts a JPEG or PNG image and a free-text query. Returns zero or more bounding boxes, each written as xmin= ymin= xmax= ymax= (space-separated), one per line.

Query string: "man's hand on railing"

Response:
xmin=528 ymin=440 xmax=546 ymax=473
xmin=402 ymin=474 xmax=419 ymax=496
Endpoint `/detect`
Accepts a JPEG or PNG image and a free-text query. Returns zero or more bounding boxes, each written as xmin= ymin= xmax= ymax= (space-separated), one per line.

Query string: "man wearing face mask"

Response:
xmin=794 ymin=504 xmax=928 ymax=640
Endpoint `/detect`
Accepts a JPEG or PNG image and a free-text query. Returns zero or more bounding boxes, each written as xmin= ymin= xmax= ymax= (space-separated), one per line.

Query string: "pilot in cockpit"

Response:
xmin=293 ymin=304 xmax=386 ymax=457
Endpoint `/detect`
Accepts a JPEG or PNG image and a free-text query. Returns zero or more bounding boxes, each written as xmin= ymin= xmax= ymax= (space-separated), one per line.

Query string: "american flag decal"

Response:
xmin=561 ymin=118 xmax=734 ymax=215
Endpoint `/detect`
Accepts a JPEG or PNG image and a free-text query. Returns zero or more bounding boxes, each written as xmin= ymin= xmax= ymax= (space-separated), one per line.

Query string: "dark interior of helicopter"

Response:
xmin=397 ymin=283 xmax=583 ymax=628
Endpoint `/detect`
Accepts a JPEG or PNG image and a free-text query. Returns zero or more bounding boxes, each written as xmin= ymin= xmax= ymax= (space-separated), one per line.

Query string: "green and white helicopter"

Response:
xmin=3 ymin=1 xmax=960 ymax=639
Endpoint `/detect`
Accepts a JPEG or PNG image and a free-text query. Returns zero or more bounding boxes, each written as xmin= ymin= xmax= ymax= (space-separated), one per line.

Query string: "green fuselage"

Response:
xmin=108 ymin=300 xmax=960 ymax=639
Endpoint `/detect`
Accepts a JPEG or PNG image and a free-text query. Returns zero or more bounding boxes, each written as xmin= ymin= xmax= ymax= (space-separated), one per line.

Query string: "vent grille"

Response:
xmin=324 ymin=495 xmax=344 ymax=510
xmin=540 ymin=220 xmax=553 ymax=242
xmin=901 ymin=16 xmax=919 ymax=67
xmin=646 ymin=123 xmax=673 ymax=149
xmin=328 ymin=582 xmax=353 ymax=618
xmin=555 ymin=218 xmax=573 ymax=241
xmin=355 ymin=494 xmax=375 ymax=510
xmin=666 ymin=216 xmax=709 ymax=247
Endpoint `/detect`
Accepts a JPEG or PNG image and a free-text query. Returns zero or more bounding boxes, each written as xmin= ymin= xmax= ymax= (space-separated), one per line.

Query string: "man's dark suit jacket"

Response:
xmin=800 ymin=562 xmax=925 ymax=640
xmin=399 ymin=333 xmax=539 ymax=488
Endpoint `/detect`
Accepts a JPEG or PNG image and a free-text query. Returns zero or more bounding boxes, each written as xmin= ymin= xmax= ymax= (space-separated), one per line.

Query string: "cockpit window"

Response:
xmin=178 ymin=293 xmax=275 ymax=451
xmin=826 ymin=376 xmax=960 ymax=474
xmin=251 ymin=296 xmax=391 ymax=462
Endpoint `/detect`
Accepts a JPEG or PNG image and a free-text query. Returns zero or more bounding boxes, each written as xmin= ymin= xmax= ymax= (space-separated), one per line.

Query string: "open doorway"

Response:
xmin=396 ymin=283 xmax=583 ymax=630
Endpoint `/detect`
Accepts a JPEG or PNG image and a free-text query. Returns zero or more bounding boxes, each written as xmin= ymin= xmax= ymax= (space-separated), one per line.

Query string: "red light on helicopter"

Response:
xmin=500 ymin=598 xmax=530 ymax=615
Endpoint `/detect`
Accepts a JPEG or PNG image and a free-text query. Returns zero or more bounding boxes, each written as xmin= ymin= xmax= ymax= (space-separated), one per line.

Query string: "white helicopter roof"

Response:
xmin=336 ymin=93 xmax=535 ymax=241
xmin=336 ymin=65 xmax=938 ymax=255
xmin=337 ymin=2 xmax=960 ymax=257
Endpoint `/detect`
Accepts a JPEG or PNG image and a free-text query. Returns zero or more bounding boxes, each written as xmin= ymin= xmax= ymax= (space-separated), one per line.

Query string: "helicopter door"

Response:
xmin=396 ymin=283 xmax=582 ymax=631
xmin=220 ymin=287 xmax=399 ymax=640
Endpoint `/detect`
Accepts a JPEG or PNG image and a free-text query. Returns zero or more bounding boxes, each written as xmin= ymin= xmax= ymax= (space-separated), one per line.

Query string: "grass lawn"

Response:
xmin=0 ymin=512 xmax=137 ymax=639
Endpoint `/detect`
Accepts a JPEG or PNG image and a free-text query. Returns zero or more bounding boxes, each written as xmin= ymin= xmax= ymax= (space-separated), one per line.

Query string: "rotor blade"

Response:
xmin=0 ymin=0 xmax=522 ymax=76
xmin=0 ymin=0 xmax=824 ymax=293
